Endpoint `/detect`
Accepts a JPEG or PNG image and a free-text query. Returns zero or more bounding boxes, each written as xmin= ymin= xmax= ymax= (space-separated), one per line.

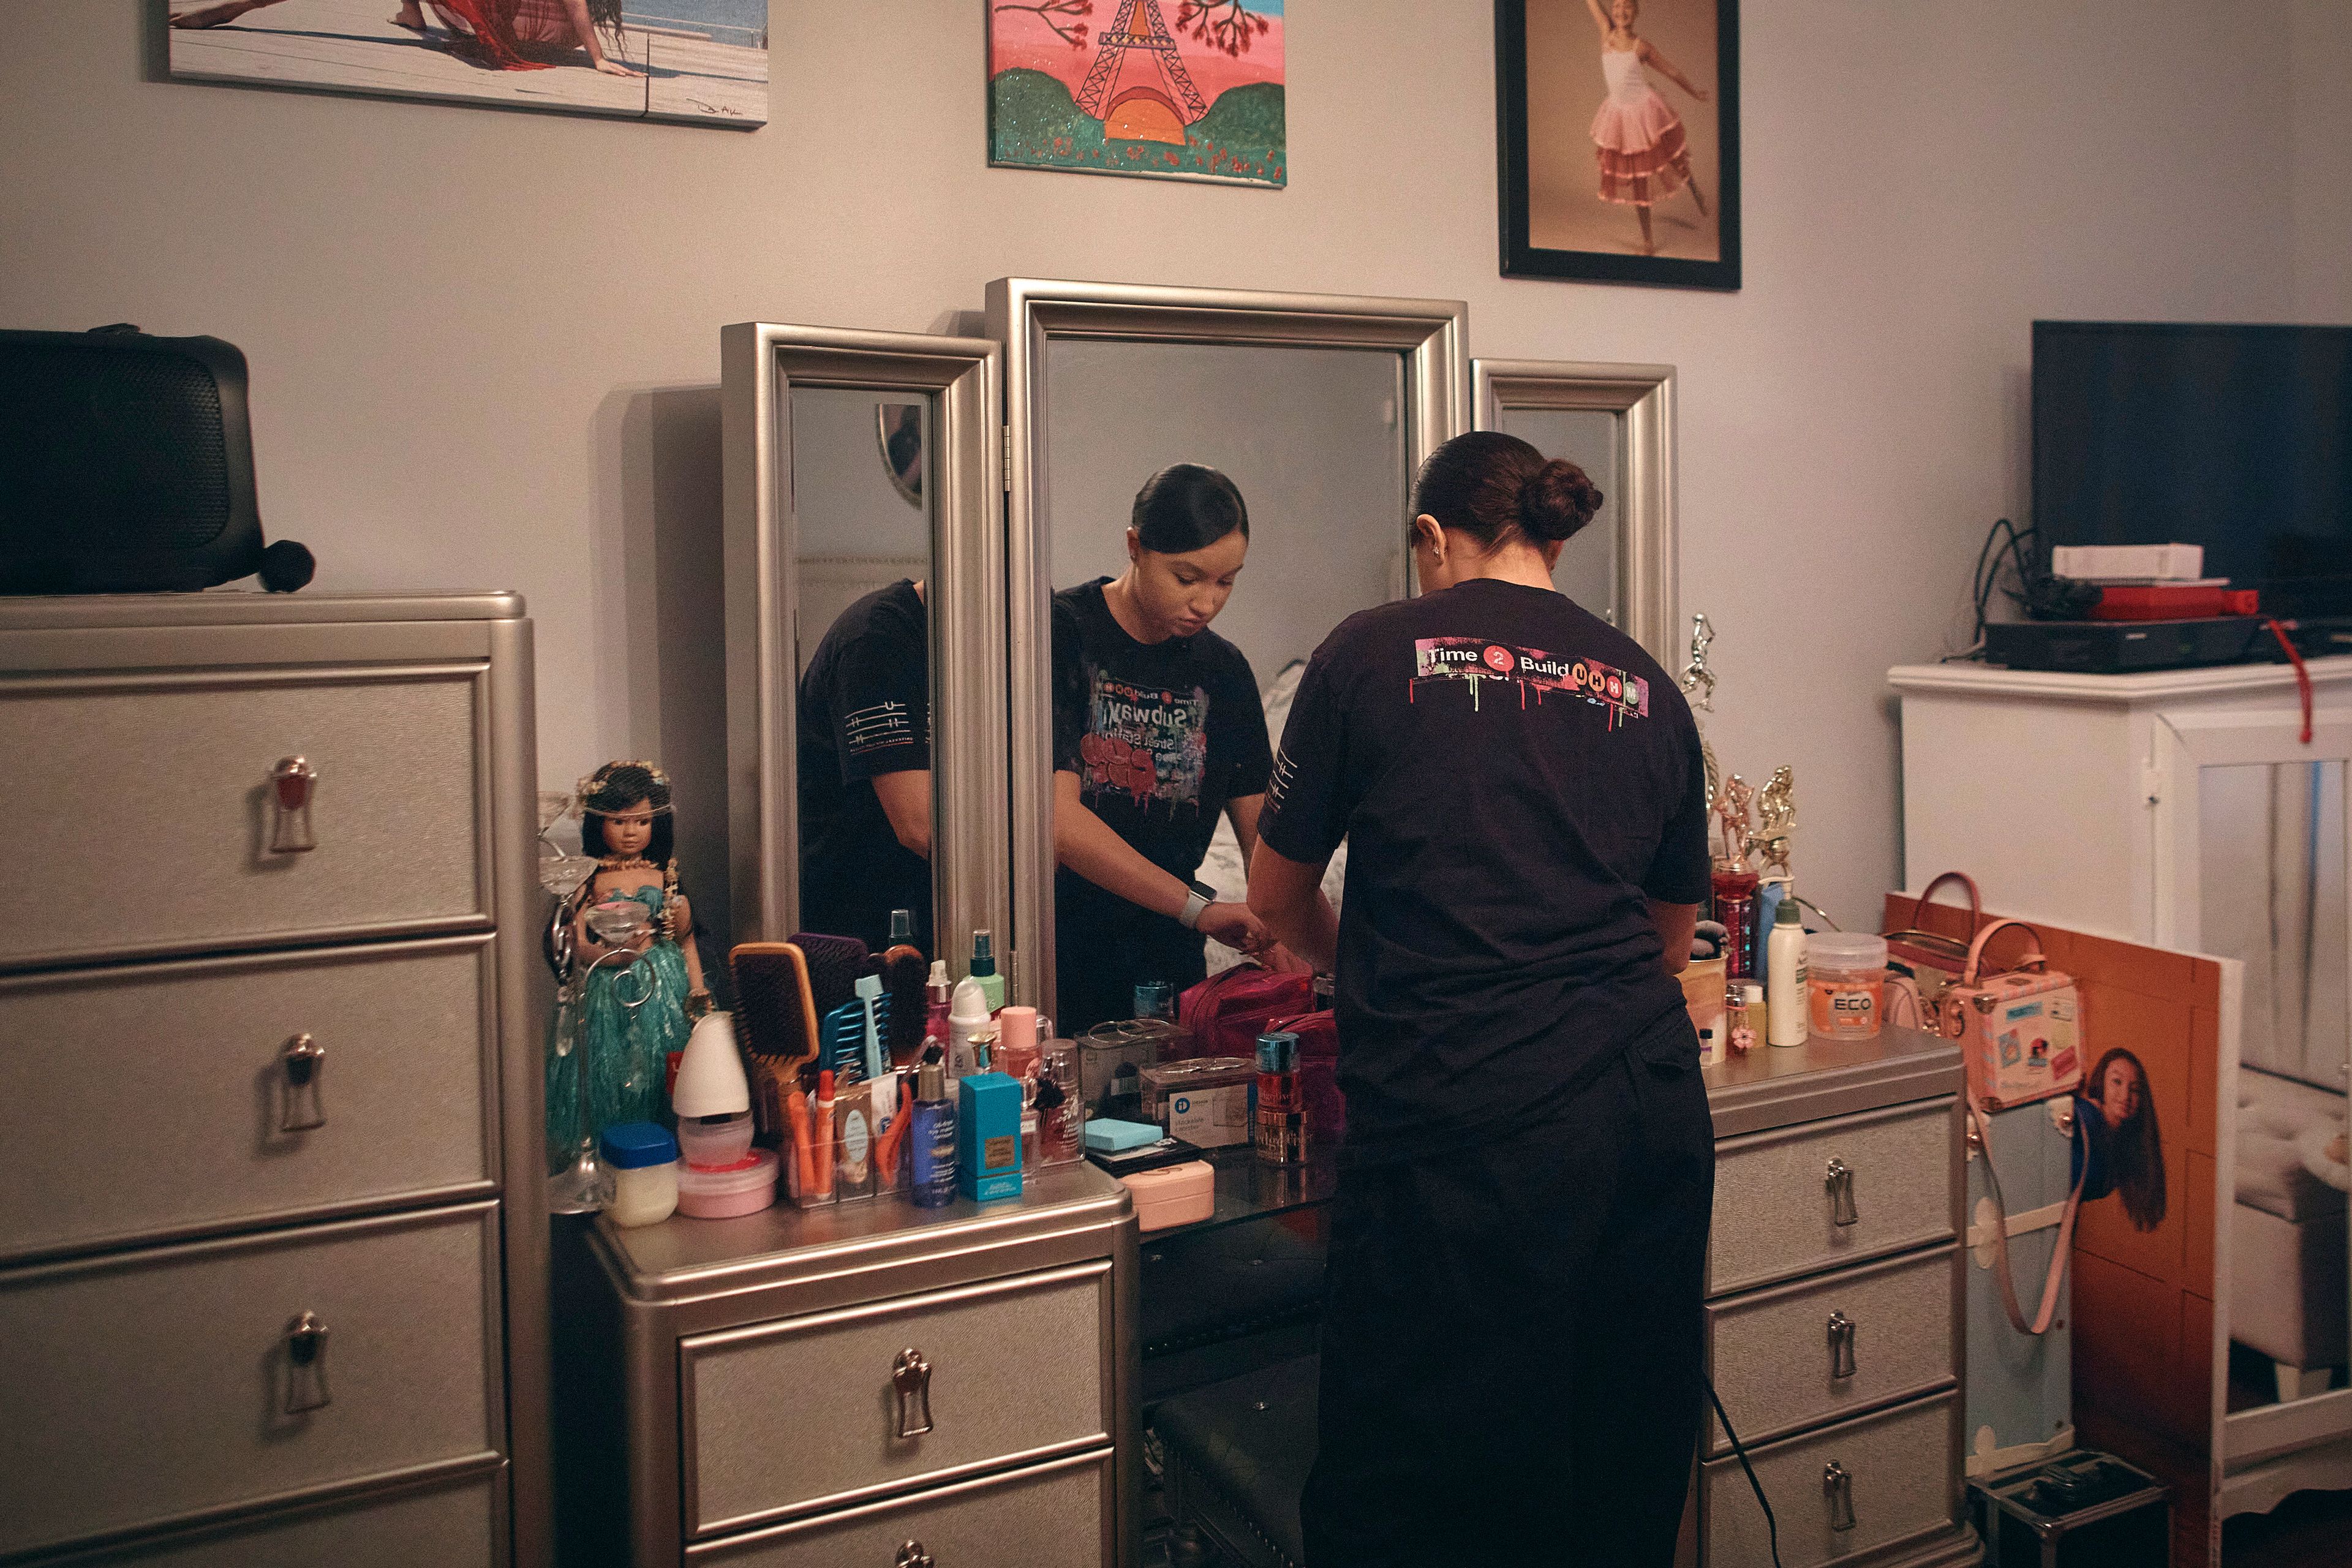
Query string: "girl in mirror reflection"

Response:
xmin=1585 ymin=0 xmax=1709 ymax=257
xmin=1052 ymin=464 xmax=1304 ymax=1034
xmin=2074 ymin=1047 xmax=2167 ymax=1232
xmin=546 ymin=762 xmax=706 ymax=1163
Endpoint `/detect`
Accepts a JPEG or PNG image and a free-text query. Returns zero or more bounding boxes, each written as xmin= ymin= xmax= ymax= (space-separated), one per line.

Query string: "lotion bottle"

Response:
xmin=1766 ymin=898 xmax=1809 ymax=1047
xmin=948 ymin=976 xmax=992 ymax=1079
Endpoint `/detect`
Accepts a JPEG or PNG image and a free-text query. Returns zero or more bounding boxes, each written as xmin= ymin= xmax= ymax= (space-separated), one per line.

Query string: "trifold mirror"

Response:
xmin=722 ymin=288 xmax=1677 ymax=1025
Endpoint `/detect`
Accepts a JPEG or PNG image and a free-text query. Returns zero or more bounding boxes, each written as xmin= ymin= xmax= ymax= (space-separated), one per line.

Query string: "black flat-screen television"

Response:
xmin=2032 ymin=321 xmax=2352 ymax=616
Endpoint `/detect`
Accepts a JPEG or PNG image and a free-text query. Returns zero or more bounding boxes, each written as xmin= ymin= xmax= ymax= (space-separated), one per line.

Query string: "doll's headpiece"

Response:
xmin=576 ymin=760 xmax=674 ymax=819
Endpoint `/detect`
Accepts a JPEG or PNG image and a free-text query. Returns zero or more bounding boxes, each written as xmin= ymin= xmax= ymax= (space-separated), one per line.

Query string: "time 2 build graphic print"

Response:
xmin=1411 ymin=637 xmax=1651 ymax=726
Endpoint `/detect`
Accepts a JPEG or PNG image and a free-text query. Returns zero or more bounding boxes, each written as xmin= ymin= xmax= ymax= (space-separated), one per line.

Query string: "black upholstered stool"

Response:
xmin=1152 ymin=1354 xmax=1319 ymax=1568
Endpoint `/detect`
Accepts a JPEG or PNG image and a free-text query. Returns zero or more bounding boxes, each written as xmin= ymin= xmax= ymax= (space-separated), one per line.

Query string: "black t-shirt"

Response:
xmin=797 ymin=579 xmax=933 ymax=955
xmin=1051 ymin=578 xmax=1273 ymax=1030
xmin=1257 ymin=578 xmax=1711 ymax=1163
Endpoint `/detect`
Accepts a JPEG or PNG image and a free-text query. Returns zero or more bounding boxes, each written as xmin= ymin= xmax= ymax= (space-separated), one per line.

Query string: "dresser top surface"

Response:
xmin=1703 ymin=1026 xmax=1963 ymax=1139
xmin=0 ymin=590 xmax=526 ymax=631
xmin=592 ymin=1159 xmax=1133 ymax=1301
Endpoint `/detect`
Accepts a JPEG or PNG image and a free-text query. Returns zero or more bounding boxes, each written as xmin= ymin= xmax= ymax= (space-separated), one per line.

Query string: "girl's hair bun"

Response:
xmin=1517 ymin=458 xmax=1604 ymax=543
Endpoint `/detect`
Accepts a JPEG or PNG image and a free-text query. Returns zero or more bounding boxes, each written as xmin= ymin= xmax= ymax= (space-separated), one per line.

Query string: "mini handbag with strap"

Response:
xmin=1883 ymin=870 xmax=1982 ymax=1027
xmin=1936 ymin=918 xmax=2084 ymax=1111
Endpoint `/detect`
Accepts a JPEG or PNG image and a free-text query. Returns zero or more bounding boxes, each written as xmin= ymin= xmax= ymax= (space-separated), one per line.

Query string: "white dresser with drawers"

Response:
xmin=0 ymin=592 xmax=550 ymax=1567
xmin=1687 ymin=1026 xmax=1980 ymax=1568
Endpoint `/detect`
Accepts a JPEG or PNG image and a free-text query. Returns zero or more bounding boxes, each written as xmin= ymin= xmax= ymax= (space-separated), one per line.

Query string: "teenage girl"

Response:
xmin=1585 ymin=0 xmax=1709 ymax=256
xmin=1251 ymin=432 xmax=1713 ymax=1565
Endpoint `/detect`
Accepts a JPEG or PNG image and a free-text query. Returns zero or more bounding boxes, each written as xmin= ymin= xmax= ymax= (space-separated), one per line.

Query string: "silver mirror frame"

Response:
xmin=720 ymin=322 xmax=1009 ymax=960
xmin=1472 ymin=359 xmax=1678 ymax=667
xmin=987 ymin=277 xmax=1471 ymax=1011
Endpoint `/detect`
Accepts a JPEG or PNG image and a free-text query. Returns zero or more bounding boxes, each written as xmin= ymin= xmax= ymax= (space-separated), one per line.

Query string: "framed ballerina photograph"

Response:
xmin=1496 ymin=0 xmax=1741 ymax=289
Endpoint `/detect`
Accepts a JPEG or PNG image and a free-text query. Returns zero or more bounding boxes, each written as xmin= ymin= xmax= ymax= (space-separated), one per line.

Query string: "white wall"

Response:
xmin=2291 ymin=0 xmax=2352 ymax=322
xmin=0 ymin=1 xmax=2313 ymax=937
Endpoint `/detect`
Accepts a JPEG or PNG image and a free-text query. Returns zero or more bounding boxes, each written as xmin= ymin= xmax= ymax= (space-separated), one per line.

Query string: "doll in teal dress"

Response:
xmin=546 ymin=761 xmax=710 ymax=1172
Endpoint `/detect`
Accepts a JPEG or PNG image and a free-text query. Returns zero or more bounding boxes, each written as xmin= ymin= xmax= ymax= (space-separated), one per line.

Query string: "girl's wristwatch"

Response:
xmin=1178 ymin=878 xmax=1217 ymax=930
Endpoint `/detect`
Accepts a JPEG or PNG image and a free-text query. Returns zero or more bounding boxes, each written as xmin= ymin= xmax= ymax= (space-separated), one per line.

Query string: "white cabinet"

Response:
xmin=1891 ymin=659 xmax=2352 ymax=1539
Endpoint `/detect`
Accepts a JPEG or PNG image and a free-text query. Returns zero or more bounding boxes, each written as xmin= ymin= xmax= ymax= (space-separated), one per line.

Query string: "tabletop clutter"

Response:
xmin=570 ymin=910 xmax=1340 ymax=1233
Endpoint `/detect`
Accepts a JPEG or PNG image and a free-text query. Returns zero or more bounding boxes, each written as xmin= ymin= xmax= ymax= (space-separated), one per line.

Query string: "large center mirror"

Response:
xmin=721 ymin=324 xmax=1006 ymax=967
xmin=1472 ymin=359 xmax=1678 ymax=664
xmin=987 ymin=279 xmax=1468 ymax=1024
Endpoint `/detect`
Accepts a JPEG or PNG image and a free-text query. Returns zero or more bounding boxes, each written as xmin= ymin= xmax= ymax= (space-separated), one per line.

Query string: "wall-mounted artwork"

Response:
xmin=1497 ymin=0 xmax=1740 ymax=288
xmin=989 ymin=1 xmax=1286 ymax=187
xmin=167 ymin=0 xmax=769 ymax=127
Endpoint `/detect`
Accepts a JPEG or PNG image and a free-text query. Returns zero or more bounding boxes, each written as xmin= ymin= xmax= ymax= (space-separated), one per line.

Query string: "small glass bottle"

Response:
xmin=910 ymin=1060 xmax=959 ymax=1208
xmin=1133 ymin=981 xmax=1175 ymax=1022
xmin=1038 ymin=1041 xmax=1083 ymax=1165
xmin=1254 ymin=1030 xmax=1307 ymax=1166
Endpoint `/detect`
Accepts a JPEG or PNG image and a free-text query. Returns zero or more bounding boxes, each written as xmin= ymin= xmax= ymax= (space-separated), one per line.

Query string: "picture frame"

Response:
xmin=1495 ymin=0 xmax=1741 ymax=290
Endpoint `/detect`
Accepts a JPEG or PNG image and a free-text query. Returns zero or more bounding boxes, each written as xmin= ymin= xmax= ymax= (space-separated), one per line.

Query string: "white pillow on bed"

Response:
xmin=1202 ymin=660 xmax=1348 ymax=973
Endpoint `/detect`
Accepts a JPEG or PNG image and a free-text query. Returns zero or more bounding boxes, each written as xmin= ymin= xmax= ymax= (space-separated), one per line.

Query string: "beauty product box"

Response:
xmin=1120 ymin=1161 xmax=1215 ymax=1232
xmin=1139 ymin=1057 xmax=1255 ymax=1150
xmin=957 ymin=1071 xmax=1025 ymax=1204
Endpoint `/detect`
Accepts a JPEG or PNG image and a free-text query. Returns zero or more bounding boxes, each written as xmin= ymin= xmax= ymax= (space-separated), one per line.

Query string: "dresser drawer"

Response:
xmin=1708 ymin=1099 xmax=1954 ymax=1296
xmin=4 ymin=668 xmax=486 ymax=971
xmin=1700 ymin=1392 xmax=1959 ymax=1568
xmin=1705 ymin=1247 xmax=1956 ymax=1455
xmin=690 ymin=1451 xmax=1111 ymax=1567
xmin=684 ymin=1262 xmax=1112 ymax=1538
xmin=0 ymin=938 xmax=496 ymax=1264
xmin=0 ymin=1205 xmax=502 ymax=1558
xmin=55 ymin=1472 xmax=502 ymax=1568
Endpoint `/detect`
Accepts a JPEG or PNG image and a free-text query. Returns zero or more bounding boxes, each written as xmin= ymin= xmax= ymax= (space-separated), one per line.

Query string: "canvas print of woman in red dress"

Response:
xmin=168 ymin=0 xmax=768 ymax=126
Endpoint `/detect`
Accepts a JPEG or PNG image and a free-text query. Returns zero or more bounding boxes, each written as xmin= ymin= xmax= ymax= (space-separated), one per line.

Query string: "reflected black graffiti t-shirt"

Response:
xmin=1051 ymin=578 xmax=1272 ymax=1029
xmin=1257 ymin=578 xmax=1710 ymax=1164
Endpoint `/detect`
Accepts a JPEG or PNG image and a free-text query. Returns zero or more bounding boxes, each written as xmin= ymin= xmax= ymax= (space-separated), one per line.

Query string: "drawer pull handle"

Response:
xmin=1826 ymin=1311 xmax=1856 ymax=1379
xmin=1825 ymin=1158 xmax=1860 ymax=1227
xmin=1823 ymin=1460 xmax=1855 ymax=1531
xmin=894 ymin=1544 xmax=935 ymax=1568
xmin=280 ymin=1033 xmax=326 ymax=1131
xmin=892 ymin=1348 xmax=934 ymax=1439
xmin=268 ymin=757 xmax=319 ymax=854
xmin=284 ymin=1311 xmax=331 ymax=1414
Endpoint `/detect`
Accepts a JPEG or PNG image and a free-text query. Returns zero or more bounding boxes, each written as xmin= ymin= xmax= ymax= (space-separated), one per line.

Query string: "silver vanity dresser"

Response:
xmin=0 ymin=593 xmax=551 ymax=1567
xmin=552 ymin=1162 xmax=1139 ymax=1568
xmin=1686 ymin=1025 xmax=1980 ymax=1568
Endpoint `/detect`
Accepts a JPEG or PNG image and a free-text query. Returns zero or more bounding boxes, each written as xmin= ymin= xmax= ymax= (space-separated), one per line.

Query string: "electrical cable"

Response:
xmin=1704 ymin=1373 xmax=1783 ymax=1568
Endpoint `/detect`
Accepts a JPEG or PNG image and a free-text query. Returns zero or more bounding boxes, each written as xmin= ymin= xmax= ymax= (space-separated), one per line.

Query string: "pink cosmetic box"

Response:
xmin=1120 ymin=1161 xmax=1215 ymax=1232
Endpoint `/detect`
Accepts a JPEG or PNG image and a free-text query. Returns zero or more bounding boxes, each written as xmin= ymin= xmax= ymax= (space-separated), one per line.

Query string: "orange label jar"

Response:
xmin=1807 ymin=932 xmax=1887 ymax=1041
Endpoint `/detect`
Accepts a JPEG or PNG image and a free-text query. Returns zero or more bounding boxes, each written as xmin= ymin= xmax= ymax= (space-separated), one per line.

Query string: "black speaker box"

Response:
xmin=0 ymin=326 xmax=274 ymax=593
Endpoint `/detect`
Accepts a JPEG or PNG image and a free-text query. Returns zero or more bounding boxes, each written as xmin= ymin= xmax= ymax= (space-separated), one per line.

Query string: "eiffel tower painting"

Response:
xmin=988 ymin=0 xmax=1287 ymax=186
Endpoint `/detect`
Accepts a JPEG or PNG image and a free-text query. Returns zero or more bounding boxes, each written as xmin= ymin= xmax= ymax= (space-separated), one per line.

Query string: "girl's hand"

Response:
xmin=595 ymin=56 xmax=645 ymax=78
xmin=1197 ymin=900 xmax=1273 ymax=957
xmin=1261 ymin=942 xmax=1316 ymax=976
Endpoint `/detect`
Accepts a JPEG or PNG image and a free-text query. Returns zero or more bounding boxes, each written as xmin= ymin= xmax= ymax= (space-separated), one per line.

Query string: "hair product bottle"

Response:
xmin=970 ymin=930 xmax=1006 ymax=1012
xmin=910 ymin=1060 xmax=958 ymax=1208
xmin=1766 ymin=899 xmax=1810 ymax=1047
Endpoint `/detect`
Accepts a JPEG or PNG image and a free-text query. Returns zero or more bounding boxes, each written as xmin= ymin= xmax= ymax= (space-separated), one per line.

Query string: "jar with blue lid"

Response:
xmin=600 ymin=1121 xmax=680 ymax=1227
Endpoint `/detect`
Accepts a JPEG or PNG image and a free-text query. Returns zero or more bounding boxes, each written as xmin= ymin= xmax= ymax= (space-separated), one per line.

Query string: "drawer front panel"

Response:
xmin=692 ymin=1452 xmax=1109 ymax=1568
xmin=1705 ymin=1248 xmax=1956 ymax=1455
xmin=6 ymin=670 xmax=484 ymax=970
xmin=1709 ymin=1100 xmax=1953 ymax=1296
xmin=685 ymin=1263 xmax=1110 ymax=1536
xmin=0 ymin=1207 xmax=500 ymax=1558
xmin=0 ymin=938 xmax=495 ymax=1262
xmin=1702 ymin=1393 xmax=1957 ymax=1568
xmin=62 ymin=1474 xmax=501 ymax=1568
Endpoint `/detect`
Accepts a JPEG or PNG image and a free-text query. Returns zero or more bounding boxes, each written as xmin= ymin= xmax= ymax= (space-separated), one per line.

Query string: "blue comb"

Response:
xmin=821 ymin=992 xmax=891 ymax=1085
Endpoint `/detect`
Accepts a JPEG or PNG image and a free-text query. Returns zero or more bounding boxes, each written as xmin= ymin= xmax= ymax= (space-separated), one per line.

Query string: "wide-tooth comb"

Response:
xmin=790 ymin=931 xmax=872 ymax=1022
xmin=819 ymin=993 xmax=892 ymax=1084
